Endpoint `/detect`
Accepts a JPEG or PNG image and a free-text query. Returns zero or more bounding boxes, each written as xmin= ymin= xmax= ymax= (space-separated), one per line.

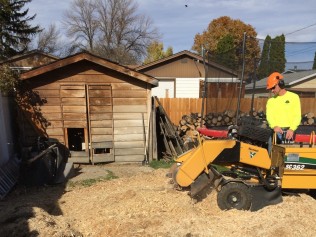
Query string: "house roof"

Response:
xmin=245 ymin=70 xmax=316 ymax=90
xmin=20 ymin=51 xmax=158 ymax=86
xmin=0 ymin=50 xmax=59 ymax=64
xmin=135 ymin=50 xmax=238 ymax=77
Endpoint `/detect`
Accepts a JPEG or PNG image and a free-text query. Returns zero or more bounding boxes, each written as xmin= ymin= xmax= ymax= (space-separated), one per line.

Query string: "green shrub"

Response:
xmin=149 ymin=160 xmax=174 ymax=169
xmin=67 ymin=170 xmax=118 ymax=188
xmin=0 ymin=65 xmax=20 ymax=96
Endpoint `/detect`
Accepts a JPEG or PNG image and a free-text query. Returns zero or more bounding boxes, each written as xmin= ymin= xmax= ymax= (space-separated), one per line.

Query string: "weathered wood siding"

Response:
xmin=23 ymin=61 xmax=150 ymax=163
xmin=112 ymin=82 xmax=148 ymax=162
xmin=87 ymin=84 xmax=113 ymax=162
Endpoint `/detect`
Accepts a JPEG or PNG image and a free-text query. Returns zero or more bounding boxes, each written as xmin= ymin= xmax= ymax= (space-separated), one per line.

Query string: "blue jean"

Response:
xmin=268 ymin=129 xmax=294 ymax=154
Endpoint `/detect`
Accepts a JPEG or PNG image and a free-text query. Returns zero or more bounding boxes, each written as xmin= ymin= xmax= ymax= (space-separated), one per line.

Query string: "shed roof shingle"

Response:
xmin=20 ymin=52 xmax=158 ymax=86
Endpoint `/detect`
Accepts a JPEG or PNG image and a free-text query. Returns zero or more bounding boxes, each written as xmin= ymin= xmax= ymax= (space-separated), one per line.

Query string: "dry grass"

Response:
xmin=1 ymin=165 xmax=316 ymax=237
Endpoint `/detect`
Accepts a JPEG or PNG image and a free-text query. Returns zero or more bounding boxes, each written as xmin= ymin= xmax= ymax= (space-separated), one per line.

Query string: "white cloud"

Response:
xmin=27 ymin=0 xmax=316 ymax=62
xmin=28 ymin=0 xmax=70 ymax=27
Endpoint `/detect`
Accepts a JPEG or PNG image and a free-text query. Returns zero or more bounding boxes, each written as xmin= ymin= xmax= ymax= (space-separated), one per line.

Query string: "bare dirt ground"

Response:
xmin=1 ymin=162 xmax=316 ymax=237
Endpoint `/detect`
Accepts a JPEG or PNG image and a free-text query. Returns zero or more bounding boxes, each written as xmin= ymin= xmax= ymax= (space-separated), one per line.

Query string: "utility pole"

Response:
xmin=201 ymin=46 xmax=209 ymax=127
xmin=236 ymin=32 xmax=246 ymax=123
xmin=250 ymin=57 xmax=259 ymax=116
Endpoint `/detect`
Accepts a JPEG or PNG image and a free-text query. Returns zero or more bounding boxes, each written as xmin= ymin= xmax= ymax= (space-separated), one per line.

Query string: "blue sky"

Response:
xmin=28 ymin=0 xmax=316 ymax=63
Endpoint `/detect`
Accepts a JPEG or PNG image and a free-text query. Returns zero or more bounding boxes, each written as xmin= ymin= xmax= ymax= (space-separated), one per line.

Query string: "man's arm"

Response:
xmin=289 ymin=94 xmax=301 ymax=131
xmin=287 ymin=93 xmax=301 ymax=140
xmin=266 ymin=98 xmax=276 ymax=129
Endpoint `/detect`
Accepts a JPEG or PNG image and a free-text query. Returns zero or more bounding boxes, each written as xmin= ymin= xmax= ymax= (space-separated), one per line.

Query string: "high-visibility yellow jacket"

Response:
xmin=266 ymin=91 xmax=301 ymax=131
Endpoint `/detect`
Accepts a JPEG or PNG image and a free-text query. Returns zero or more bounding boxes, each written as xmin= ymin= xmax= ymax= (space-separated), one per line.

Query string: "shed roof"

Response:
xmin=20 ymin=51 xmax=158 ymax=86
xmin=135 ymin=50 xmax=238 ymax=77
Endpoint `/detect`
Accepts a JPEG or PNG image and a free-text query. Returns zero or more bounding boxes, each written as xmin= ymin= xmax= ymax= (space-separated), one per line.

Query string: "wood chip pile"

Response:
xmin=1 ymin=167 xmax=316 ymax=236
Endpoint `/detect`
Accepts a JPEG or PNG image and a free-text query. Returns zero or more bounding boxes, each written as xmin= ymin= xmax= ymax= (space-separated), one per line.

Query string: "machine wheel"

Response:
xmin=217 ymin=182 xmax=252 ymax=211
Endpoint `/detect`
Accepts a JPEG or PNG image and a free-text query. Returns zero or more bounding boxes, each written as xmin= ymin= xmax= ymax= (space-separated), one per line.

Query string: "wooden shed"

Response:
xmin=19 ymin=52 xmax=158 ymax=163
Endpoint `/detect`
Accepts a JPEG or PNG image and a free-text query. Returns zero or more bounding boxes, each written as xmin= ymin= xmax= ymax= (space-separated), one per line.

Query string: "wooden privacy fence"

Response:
xmin=158 ymin=98 xmax=316 ymax=125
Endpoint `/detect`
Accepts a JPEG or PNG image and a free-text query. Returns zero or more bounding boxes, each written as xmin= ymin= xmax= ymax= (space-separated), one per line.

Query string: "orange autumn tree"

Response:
xmin=192 ymin=16 xmax=261 ymax=79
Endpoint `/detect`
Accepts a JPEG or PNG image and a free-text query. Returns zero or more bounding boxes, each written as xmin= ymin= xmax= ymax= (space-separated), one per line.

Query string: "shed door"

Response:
xmin=87 ymin=84 xmax=114 ymax=163
xmin=61 ymin=84 xmax=90 ymax=163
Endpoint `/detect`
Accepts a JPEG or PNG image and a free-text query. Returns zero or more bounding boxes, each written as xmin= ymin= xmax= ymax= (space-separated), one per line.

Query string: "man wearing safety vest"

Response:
xmin=266 ymin=72 xmax=301 ymax=143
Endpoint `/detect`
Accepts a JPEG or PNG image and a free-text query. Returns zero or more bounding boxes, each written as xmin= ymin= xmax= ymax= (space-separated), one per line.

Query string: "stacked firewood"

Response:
xmin=177 ymin=110 xmax=316 ymax=140
xmin=178 ymin=113 xmax=202 ymax=139
xmin=178 ymin=110 xmax=264 ymax=135
xmin=301 ymin=112 xmax=316 ymax=125
xmin=204 ymin=110 xmax=237 ymax=127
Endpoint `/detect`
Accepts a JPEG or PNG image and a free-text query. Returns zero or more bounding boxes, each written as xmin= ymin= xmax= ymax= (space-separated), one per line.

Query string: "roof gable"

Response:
xmin=136 ymin=50 xmax=238 ymax=77
xmin=0 ymin=50 xmax=59 ymax=69
xmin=246 ymin=70 xmax=316 ymax=90
xmin=20 ymin=52 xmax=158 ymax=86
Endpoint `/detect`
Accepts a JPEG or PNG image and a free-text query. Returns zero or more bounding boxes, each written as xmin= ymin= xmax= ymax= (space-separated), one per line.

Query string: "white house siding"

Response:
xmin=176 ymin=78 xmax=203 ymax=98
xmin=291 ymin=78 xmax=316 ymax=89
xmin=151 ymin=79 xmax=175 ymax=98
xmin=153 ymin=77 xmax=239 ymax=98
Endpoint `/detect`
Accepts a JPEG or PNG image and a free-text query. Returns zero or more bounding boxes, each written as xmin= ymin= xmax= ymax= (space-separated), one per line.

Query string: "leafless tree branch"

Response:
xmin=62 ymin=0 xmax=99 ymax=52
xmin=62 ymin=0 xmax=159 ymax=64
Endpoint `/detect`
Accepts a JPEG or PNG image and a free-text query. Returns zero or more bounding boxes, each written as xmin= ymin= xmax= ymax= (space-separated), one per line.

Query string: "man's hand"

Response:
xmin=273 ymin=126 xmax=283 ymax=134
xmin=286 ymin=129 xmax=294 ymax=140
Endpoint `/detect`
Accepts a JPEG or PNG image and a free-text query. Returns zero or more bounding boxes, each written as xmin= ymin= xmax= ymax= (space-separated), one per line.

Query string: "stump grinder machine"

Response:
xmin=167 ymin=42 xmax=316 ymax=211
xmin=168 ymin=116 xmax=316 ymax=211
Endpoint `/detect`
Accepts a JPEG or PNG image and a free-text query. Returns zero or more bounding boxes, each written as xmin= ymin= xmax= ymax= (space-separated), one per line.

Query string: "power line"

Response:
xmin=287 ymin=61 xmax=314 ymax=63
xmin=285 ymin=22 xmax=316 ymax=36
xmin=256 ymin=38 xmax=316 ymax=44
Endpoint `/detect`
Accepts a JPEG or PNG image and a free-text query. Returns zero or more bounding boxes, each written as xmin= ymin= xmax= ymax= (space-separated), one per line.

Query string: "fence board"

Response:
xmin=159 ymin=98 xmax=316 ymax=125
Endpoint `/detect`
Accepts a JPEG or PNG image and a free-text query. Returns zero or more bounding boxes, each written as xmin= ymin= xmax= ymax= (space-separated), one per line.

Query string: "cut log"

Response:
xmin=212 ymin=117 xmax=218 ymax=124
xmin=306 ymin=112 xmax=314 ymax=119
xmin=224 ymin=116 xmax=230 ymax=124
xmin=226 ymin=110 xmax=236 ymax=118
xmin=308 ymin=118 xmax=314 ymax=125
xmin=180 ymin=119 xmax=187 ymax=126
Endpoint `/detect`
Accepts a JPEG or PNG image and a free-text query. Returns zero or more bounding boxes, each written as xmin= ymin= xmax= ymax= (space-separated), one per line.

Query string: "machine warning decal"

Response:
xmin=286 ymin=153 xmax=299 ymax=162
xmin=249 ymin=151 xmax=256 ymax=159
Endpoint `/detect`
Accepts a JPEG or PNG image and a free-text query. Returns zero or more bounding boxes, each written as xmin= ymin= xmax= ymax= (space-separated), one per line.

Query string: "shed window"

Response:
xmin=94 ymin=148 xmax=111 ymax=154
xmin=67 ymin=128 xmax=85 ymax=151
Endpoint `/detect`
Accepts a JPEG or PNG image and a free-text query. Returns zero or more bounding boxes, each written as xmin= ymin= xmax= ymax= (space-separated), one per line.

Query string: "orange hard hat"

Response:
xmin=266 ymin=72 xmax=284 ymax=89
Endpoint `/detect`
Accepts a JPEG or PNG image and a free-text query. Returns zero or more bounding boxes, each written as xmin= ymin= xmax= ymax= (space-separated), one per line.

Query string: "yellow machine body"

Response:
xmin=275 ymin=144 xmax=316 ymax=189
xmin=170 ymin=131 xmax=316 ymax=211
xmin=175 ymin=138 xmax=316 ymax=190
xmin=175 ymin=139 xmax=272 ymax=187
